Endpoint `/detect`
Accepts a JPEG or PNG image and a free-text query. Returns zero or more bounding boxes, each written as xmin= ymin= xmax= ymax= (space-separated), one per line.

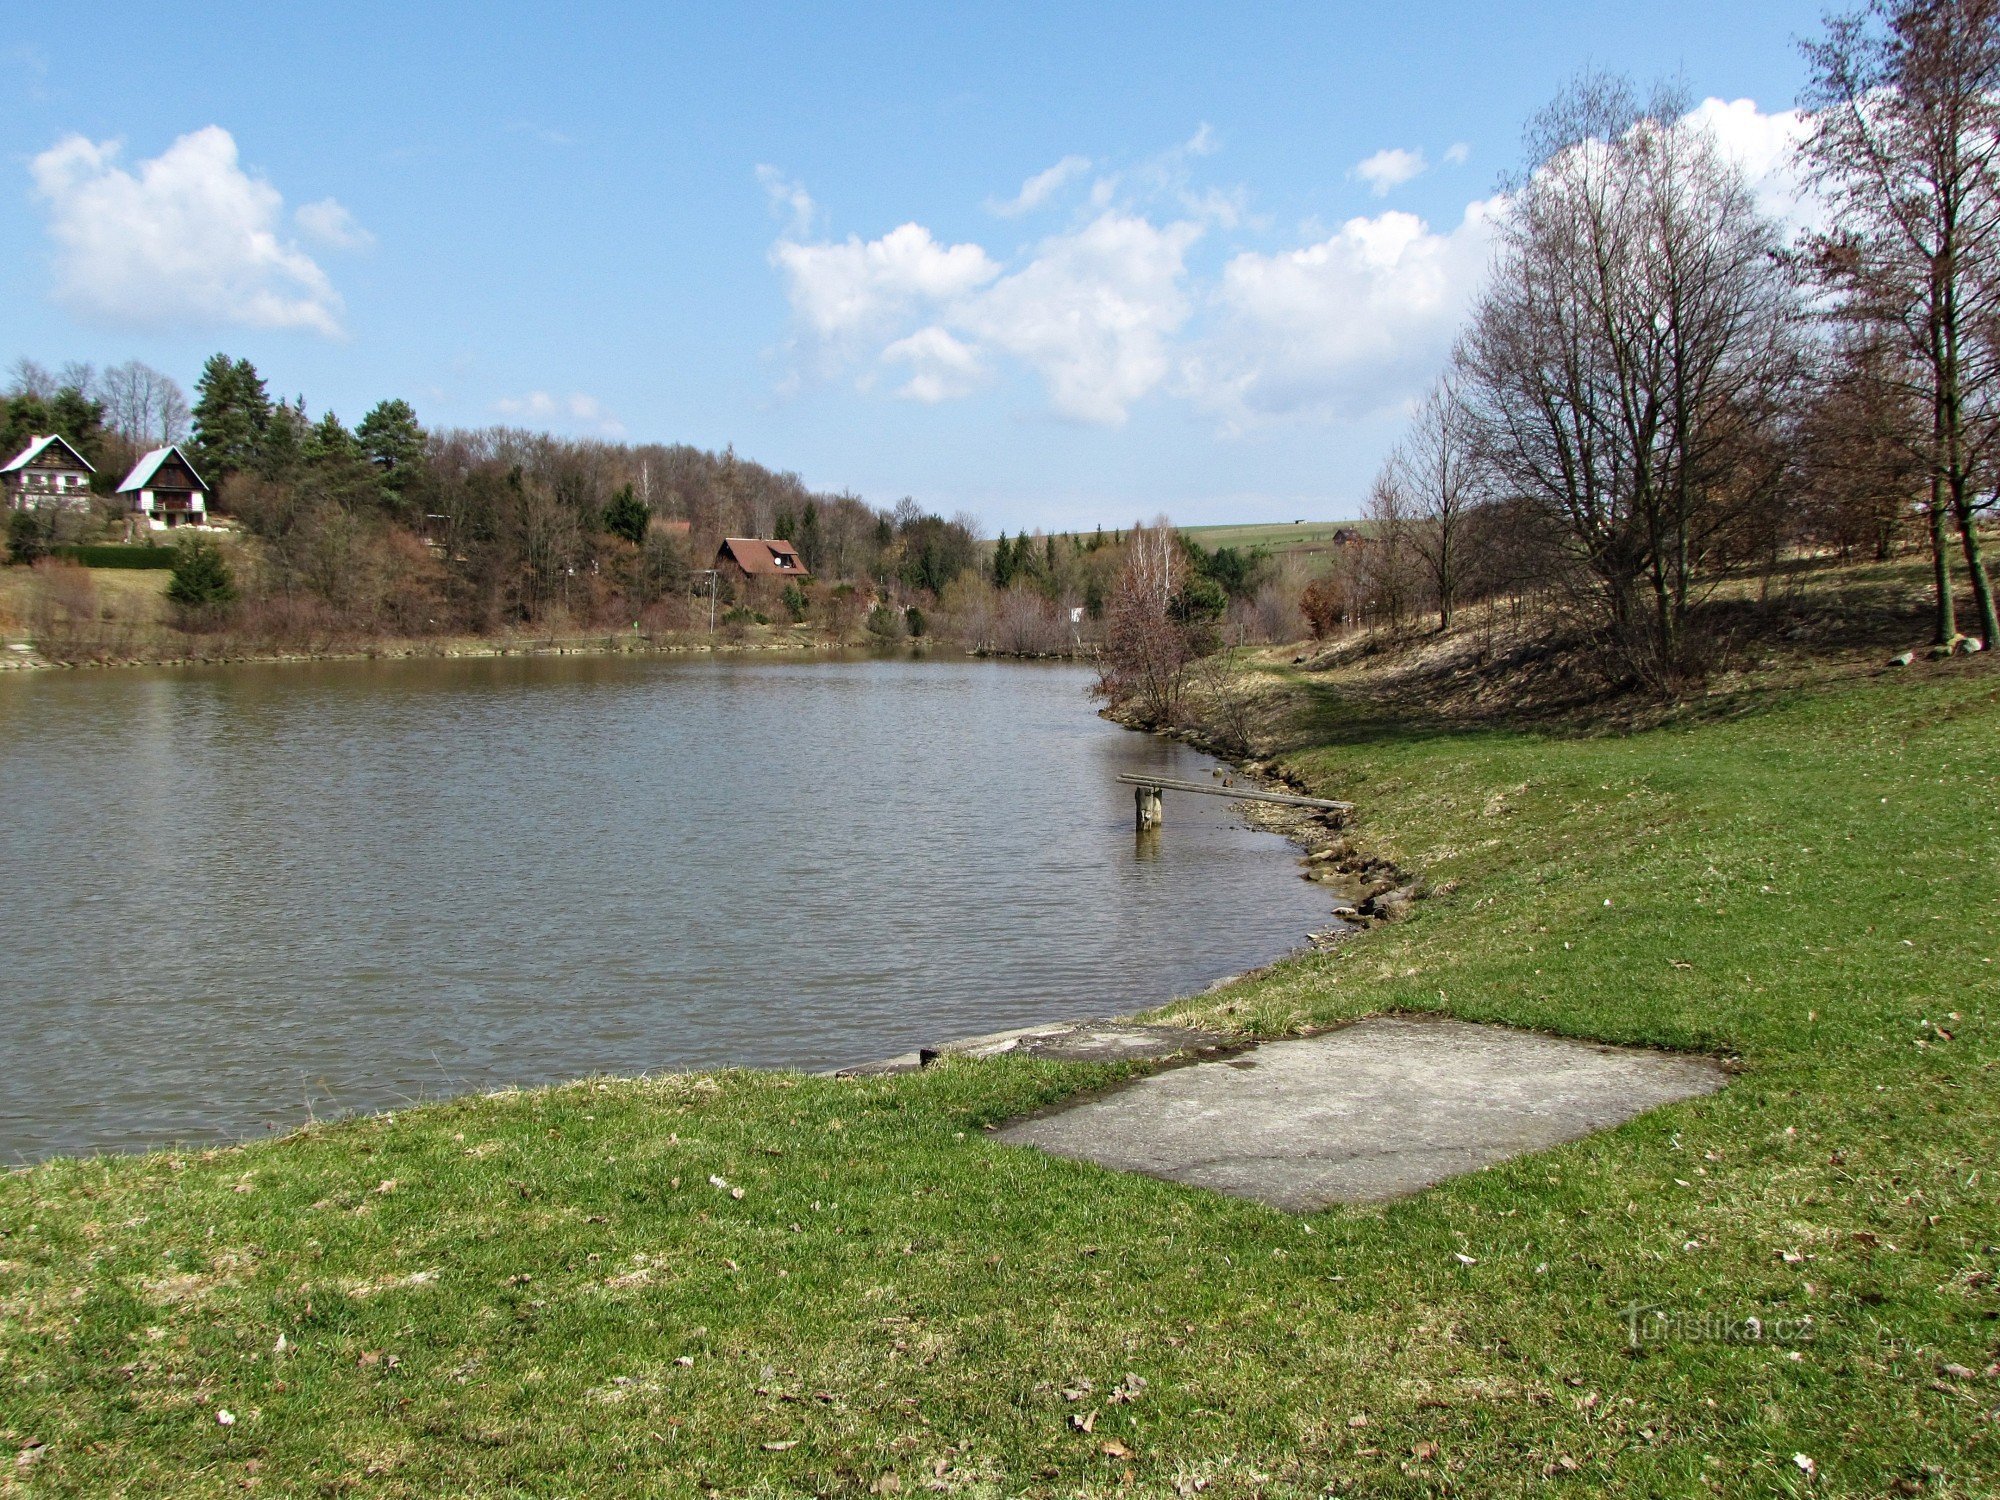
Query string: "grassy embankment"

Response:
xmin=2 ymin=616 xmax=1996 ymax=1495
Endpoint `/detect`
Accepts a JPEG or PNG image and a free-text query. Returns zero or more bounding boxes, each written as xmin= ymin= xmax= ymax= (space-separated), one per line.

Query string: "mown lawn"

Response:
xmin=2 ymin=661 xmax=1996 ymax=1497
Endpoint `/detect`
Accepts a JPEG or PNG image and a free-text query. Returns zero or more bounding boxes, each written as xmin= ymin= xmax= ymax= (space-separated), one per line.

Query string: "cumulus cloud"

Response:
xmin=963 ymin=212 xmax=1203 ymax=424
xmin=883 ymin=326 xmax=985 ymax=402
xmin=770 ymin=222 xmax=999 ymax=346
xmin=1685 ymin=97 xmax=1821 ymax=236
xmin=494 ymin=391 xmax=625 ymax=436
xmin=1186 ymin=200 xmax=1501 ymax=428
xmin=988 ymin=154 xmax=1092 ymax=217
xmin=1352 ymin=147 xmax=1429 ymax=197
xmin=763 ymin=100 xmax=1812 ymax=435
xmin=29 ymin=126 xmax=351 ymax=336
xmin=296 ymin=197 xmax=374 ymax=251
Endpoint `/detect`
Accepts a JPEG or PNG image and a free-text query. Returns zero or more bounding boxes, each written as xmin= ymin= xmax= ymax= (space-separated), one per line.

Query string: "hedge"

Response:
xmin=51 ymin=545 xmax=177 ymax=570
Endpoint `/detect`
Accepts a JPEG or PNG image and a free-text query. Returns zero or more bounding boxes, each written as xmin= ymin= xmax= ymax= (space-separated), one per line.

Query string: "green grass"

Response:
xmin=2 ymin=664 xmax=1997 ymax=1496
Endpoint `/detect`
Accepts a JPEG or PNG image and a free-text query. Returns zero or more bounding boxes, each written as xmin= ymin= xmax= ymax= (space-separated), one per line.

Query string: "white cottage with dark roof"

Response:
xmin=118 ymin=445 xmax=211 ymax=531
xmin=1 ymin=434 xmax=96 ymax=511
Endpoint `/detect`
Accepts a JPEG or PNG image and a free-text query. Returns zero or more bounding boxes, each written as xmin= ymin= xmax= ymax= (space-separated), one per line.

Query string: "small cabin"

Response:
xmin=1 ymin=435 xmax=95 ymax=511
xmin=714 ymin=536 xmax=809 ymax=583
xmin=118 ymin=445 xmax=212 ymax=531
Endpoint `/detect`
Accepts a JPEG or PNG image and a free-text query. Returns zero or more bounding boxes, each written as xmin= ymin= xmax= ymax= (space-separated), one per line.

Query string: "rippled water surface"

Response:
xmin=0 ymin=654 xmax=1330 ymax=1159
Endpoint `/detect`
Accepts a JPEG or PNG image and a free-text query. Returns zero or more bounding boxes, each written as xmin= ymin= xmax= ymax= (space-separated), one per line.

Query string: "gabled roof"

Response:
xmin=717 ymin=536 xmax=810 ymax=577
xmin=118 ymin=444 xmax=211 ymax=495
xmin=2 ymin=434 xmax=95 ymax=475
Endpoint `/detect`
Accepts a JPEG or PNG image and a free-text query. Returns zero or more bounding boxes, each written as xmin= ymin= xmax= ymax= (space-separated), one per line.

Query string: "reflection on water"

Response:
xmin=0 ymin=654 xmax=1329 ymax=1160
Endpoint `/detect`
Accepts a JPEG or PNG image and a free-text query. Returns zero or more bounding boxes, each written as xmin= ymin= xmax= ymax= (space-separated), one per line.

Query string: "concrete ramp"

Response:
xmin=994 ymin=1015 xmax=1726 ymax=1210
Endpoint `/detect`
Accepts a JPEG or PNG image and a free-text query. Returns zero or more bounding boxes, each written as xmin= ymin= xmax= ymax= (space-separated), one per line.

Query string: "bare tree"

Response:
xmin=1805 ymin=0 xmax=2000 ymax=647
xmin=1100 ymin=519 xmax=1195 ymax=723
xmin=1388 ymin=371 xmax=1480 ymax=629
xmin=1362 ymin=470 xmax=1424 ymax=628
xmin=1460 ymin=74 xmax=1804 ymax=689
xmin=101 ymin=361 xmax=193 ymax=446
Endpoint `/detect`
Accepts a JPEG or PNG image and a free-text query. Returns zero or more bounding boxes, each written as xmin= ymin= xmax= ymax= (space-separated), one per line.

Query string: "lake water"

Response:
xmin=0 ymin=654 xmax=1331 ymax=1161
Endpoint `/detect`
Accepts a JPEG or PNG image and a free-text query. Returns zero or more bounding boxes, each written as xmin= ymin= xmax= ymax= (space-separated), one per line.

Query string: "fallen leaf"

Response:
xmin=1347 ymin=1414 xmax=1369 ymax=1430
xmin=1413 ymin=1441 xmax=1439 ymax=1461
xmin=1071 ymin=1409 xmax=1098 ymax=1433
xmin=1454 ymin=1253 xmax=1477 ymax=1266
xmin=1101 ymin=1439 xmax=1135 ymax=1459
xmin=762 ymin=1440 xmax=798 ymax=1451
xmin=1794 ymin=1453 xmax=1816 ymax=1477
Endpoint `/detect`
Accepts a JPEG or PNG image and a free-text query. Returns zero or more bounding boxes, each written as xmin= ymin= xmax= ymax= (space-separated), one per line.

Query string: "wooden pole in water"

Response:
xmin=1134 ymin=784 xmax=1164 ymax=829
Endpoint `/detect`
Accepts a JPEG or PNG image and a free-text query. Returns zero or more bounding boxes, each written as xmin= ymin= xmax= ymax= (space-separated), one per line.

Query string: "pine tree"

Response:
xmin=355 ymin=399 xmax=426 ymax=495
xmin=992 ymin=532 xmax=1016 ymax=588
xmin=603 ymin=483 xmax=650 ymax=545
xmin=190 ymin=355 xmax=271 ymax=480
xmin=165 ymin=536 xmax=238 ymax=611
xmin=798 ymin=500 xmax=823 ymax=571
xmin=304 ymin=410 xmax=360 ymax=466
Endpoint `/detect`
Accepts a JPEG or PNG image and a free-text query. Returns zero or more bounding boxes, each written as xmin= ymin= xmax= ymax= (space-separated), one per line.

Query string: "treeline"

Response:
xmin=1311 ymin=1 xmax=1999 ymax=692
xmin=5 ymin=352 xmax=997 ymax=646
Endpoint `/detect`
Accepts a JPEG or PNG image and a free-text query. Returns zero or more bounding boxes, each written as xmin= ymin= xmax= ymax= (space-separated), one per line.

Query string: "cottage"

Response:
xmin=1 ymin=435 xmax=95 ymax=511
xmin=118 ymin=445 xmax=211 ymax=531
xmin=714 ymin=536 xmax=809 ymax=583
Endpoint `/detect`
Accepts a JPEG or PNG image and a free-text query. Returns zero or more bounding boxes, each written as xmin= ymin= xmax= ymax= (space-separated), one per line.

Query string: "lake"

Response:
xmin=0 ymin=654 xmax=1332 ymax=1161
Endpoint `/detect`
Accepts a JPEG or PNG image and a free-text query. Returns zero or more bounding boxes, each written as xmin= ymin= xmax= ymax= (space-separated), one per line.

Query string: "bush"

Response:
xmin=904 ymin=604 xmax=926 ymax=638
xmin=781 ymin=582 xmax=809 ymax=622
xmin=865 ymin=602 xmax=904 ymax=640
xmin=165 ymin=536 xmax=238 ymax=617
xmin=7 ymin=510 xmax=51 ymax=567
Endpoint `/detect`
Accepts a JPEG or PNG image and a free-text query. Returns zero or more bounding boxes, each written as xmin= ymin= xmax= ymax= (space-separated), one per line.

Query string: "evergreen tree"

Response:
xmin=165 ymin=536 xmax=238 ymax=611
xmin=259 ymin=398 xmax=308 ymax=479
xmin=7 ymin=509 xmax=51 ymax=566
xmin=602 ymin=483 xmax=650 ymax=545
xmin=355 ymin=399 xmax=426 ymax=498
xmin=774 ymin=507 xmax=796 ymax=542
xmin=190 ymin=355 xmax=271 ymax=480
xmin=797 ymin=500 xmax=823 ymax=571
xmin=992 ymin=531 xmax=1016 ymax=588
xmin=303 ymin=410 xmax=360 ymax=466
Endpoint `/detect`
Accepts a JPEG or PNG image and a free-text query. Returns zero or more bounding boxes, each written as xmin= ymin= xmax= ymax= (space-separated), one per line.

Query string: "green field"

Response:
xmin=1 ymin=656 xmax=1995 ymax=1496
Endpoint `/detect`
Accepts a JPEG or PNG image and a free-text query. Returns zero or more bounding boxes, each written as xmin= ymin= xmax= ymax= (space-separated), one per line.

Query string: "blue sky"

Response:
xmin=6 ymin=2 xmax=1825 ymax=530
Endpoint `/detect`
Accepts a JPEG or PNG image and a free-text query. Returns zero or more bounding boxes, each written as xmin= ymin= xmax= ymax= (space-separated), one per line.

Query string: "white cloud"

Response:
xmin=988 ymin=154 xmax=1091 ymax=217
xmin=29 ymin=126 xmax=347 ymax=336
xmin=1186 ymin=199 xmax=1500 ymax=429
xmin=762 ymin=100 xmax=1813 ymax=437
xmin=1685 ymin=97 xmax=1821 ymax=236
xmin=494 ymin=391 xmax=625 ymax=436
xmin=756 ymin=164 xmax=816 ymax=237
xmin=295 ymin=196 xmax=374 ymax=251
xmin=1352 ymin=147 xmax=1429 ymax=197
xmin=963 ymin=212 xmax=1203 ymax=424
xmin=883 ymin=326 xmax=985 ymax=402
xmin=1443 ymin=142 xmax=1472 ymax=167
xmin=770 ymin=222 xmax=1000 ymax=344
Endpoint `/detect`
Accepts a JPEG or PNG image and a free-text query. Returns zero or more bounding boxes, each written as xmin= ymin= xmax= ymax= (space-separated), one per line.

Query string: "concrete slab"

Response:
xmin=994 ymin=1015 xmax=1727 ymax=1210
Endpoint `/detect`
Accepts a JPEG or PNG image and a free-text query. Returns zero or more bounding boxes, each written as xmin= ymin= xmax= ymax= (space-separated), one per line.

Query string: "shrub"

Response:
xmin=165 ymin=536 xmax=238 ymax=617
xmin=781 ymin=582 xmax=809 ymax=622
xmin=51 ymin=544 xmax=176 ymax=569
xmin=904 ymin=604 xmax=926 ymax=638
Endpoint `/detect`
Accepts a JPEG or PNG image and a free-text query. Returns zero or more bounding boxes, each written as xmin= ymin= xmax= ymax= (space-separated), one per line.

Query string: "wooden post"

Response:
xmin=1134 ymin=784 xmax=1163 ymax=829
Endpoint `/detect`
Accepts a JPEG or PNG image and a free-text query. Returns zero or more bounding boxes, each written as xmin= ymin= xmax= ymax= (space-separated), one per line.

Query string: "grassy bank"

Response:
xmin=2 ymin=658 xmax=1996 ymax=1496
